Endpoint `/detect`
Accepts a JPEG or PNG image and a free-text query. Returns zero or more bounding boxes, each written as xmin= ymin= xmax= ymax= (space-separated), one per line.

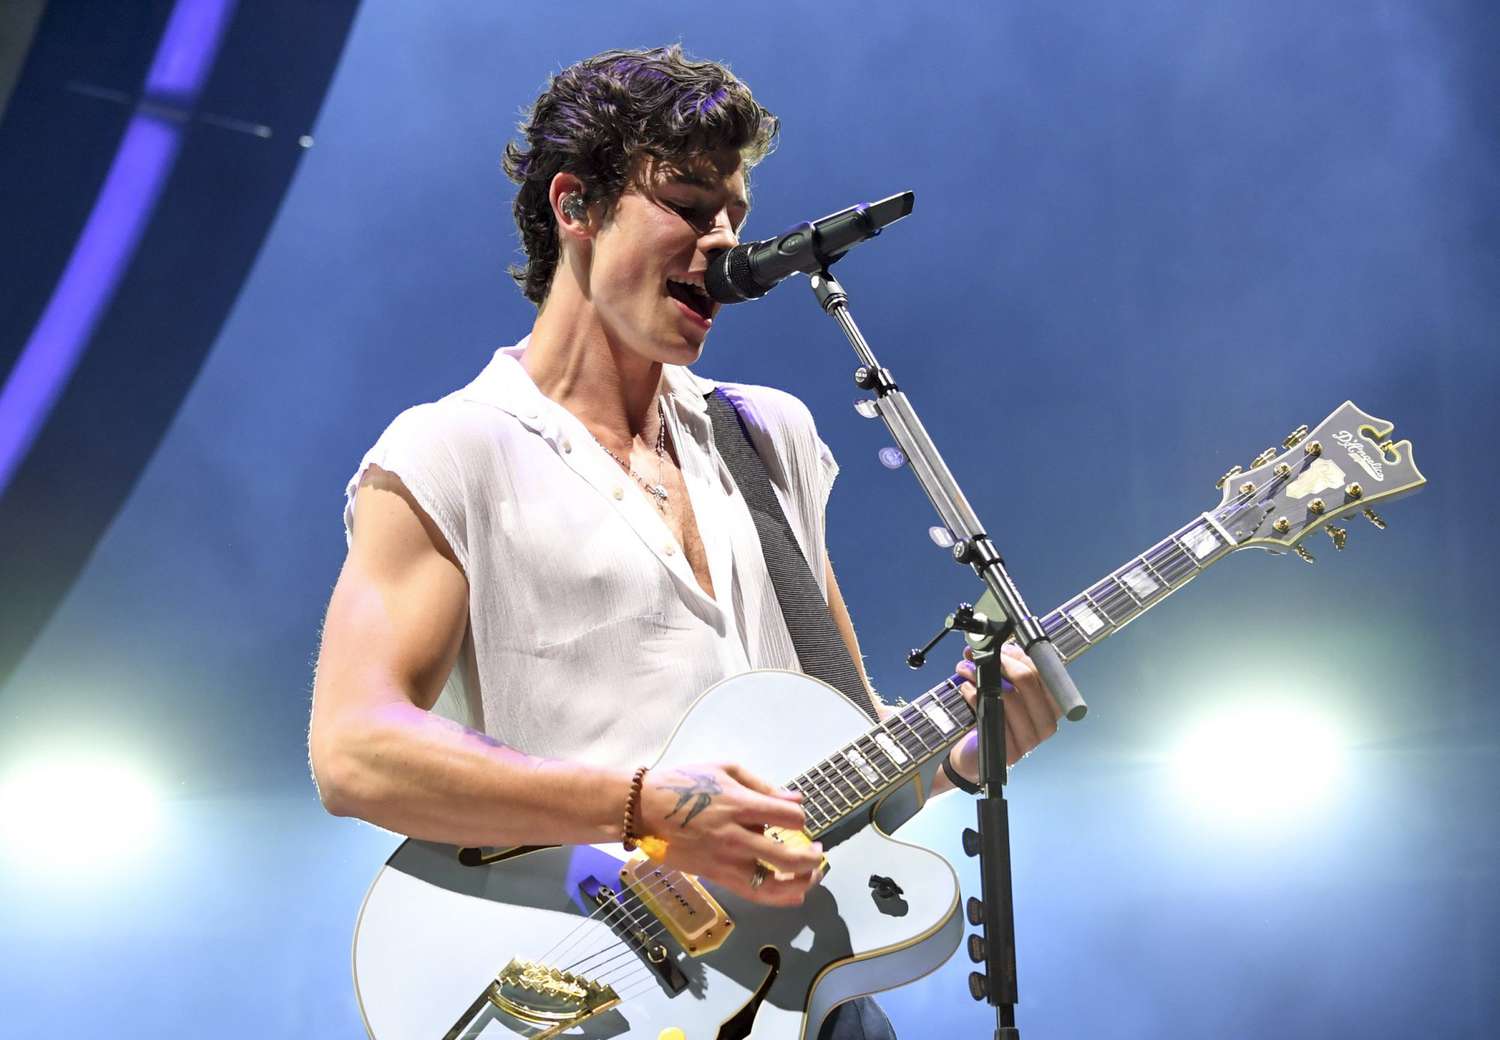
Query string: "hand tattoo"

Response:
xmin=660 ymin=771 xmax=722 ymax=829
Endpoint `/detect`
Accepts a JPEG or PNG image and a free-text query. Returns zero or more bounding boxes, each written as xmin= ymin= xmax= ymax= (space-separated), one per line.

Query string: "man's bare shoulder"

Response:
xmin=352 ymin=465 xmax=465 ymax=574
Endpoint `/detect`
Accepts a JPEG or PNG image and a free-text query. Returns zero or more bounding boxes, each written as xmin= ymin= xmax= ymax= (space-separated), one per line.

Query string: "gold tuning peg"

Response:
xmin=1362 ymin=507 xmax=1387 ymax=530
xmin=1283 ymin=424 xmax=1309 ymax=449
xmin=1251 ymin=447 xmax=1279 ymax=468
xmin=1325 ymin=525 xmax=1347 ymax=550
xmin=1295 ymin=545 xmax=1316 ymax=564
xmin=1215 ymin=465 xmax=1243 ymax=490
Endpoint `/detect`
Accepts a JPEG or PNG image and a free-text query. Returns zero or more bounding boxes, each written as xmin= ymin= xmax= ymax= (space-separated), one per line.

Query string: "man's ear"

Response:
xmin=548 ymin=172 xmax=593 ymax=242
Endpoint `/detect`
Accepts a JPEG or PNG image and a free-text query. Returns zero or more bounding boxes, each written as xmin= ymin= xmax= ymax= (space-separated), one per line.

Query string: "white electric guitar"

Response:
xmin=352 ymin=402 xmax=1424 ymax=1039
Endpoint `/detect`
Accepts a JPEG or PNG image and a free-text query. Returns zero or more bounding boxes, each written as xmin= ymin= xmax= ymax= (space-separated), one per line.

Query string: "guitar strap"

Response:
xmin=704 ymin=388 xmax=880 ymax=722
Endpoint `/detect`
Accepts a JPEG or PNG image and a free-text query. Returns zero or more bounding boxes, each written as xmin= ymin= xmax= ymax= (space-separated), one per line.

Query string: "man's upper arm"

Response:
xmin=313 ymin=466 xmax=470 ymax=733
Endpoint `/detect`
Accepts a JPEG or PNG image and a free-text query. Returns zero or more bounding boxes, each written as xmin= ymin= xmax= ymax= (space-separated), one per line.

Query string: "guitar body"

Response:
xmin=353 ymin=671 xmax=963 ymax=1039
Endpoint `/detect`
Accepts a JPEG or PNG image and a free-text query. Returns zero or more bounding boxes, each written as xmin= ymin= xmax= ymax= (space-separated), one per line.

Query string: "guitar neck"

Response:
xmin=785 ymin=511 xmax=1237 ymax=837
xmin=1040 ymin=510 xmax=1234 ymax=663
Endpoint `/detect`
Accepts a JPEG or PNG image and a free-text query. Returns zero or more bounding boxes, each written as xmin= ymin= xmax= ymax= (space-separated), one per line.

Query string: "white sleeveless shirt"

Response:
xmin=344 ymin=340 xmax=840 ymax=769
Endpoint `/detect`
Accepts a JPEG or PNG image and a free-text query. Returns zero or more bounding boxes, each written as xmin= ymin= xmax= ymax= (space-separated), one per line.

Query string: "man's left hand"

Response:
xmin=950 ymin=641 xmax=1062 ymax=776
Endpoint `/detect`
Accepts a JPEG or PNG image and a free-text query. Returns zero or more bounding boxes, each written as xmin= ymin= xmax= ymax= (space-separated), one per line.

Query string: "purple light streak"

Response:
xmin=146 ymin=0 xmax=236 ymax=97
xmin=0 ymin=119 xmax=179 ymax=491
xmin=0 ymin=0 xmax=237 ymax=496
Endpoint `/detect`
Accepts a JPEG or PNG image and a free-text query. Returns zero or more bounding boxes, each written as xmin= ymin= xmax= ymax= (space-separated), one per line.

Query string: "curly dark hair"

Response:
xmin=502 ymin=45 xmax=779 ymax=305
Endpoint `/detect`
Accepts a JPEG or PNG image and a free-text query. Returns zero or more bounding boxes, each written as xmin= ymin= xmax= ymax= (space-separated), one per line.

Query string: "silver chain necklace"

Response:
xmin=592 ymin=400 xmax=670 ymax=511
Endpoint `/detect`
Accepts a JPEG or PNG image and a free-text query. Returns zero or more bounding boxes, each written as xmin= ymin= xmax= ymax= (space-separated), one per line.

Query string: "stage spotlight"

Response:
xmin=1172 ymin=704 xmax=1345 ymax=821
xmin=0 ymin=754 xmax=162 ymax=870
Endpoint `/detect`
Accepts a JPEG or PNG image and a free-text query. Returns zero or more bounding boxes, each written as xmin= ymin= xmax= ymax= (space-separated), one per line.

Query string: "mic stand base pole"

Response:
xmin=975 ymin=646 xmax=1021 ymax=1039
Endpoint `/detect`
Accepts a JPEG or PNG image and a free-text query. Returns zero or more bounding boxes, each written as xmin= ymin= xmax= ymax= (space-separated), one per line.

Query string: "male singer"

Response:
xmin=310 ymin=45 xmax=1060 ymax=1040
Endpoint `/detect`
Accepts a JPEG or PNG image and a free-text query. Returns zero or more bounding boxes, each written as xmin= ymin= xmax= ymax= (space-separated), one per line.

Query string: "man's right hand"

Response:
xmin=636 ymin=763 xmax=825 ymax=907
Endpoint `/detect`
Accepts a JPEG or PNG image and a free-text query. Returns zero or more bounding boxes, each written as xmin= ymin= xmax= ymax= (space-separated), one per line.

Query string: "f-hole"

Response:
xmin=715 ymin=945 xmax=781 ymax=1040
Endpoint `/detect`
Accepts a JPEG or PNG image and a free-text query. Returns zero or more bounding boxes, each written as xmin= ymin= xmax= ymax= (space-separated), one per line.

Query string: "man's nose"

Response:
xmin=702 ymin=218 xmax=738 ymax=252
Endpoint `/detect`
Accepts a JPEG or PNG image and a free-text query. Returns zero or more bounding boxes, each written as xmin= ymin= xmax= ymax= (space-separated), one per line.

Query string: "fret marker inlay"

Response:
xmin=1067 ymin=602 xmax=1105 ymax=636
xmin=845 ymin=749 xmax=882 ymax=786
xmin=921 ymin=702 xmax=957 ymax=734
xmin=1123 ymin=565 xmax=1159 ymax=597
xmin=1184 ymin=526 xmax=1219 ymax=559
xmin=874 ymin=733 xmax=909 ymax=764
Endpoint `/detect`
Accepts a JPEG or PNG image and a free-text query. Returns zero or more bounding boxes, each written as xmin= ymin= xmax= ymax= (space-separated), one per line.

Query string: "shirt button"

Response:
xmin=612 ymin=487 xmax=624 ymax=500
xmin=561 ymin=440 xmax=572 ymax=453
xmin=664 ymin=544 xmax=676 ymax=556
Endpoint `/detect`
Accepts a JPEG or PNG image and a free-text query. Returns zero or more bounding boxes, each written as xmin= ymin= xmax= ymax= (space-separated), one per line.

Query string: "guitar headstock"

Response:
xmin=1210 ymin=402 xmax=1426 ymax=558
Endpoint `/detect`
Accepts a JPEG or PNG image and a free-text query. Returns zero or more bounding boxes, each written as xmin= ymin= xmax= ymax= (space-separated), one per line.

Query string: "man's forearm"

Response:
xmin=311 ymin=699 xmax=628 ymax=849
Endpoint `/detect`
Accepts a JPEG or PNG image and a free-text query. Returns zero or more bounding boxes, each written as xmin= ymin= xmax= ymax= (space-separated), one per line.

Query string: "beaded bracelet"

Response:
xmin=622 ymin=765 xmax=649 ymax=851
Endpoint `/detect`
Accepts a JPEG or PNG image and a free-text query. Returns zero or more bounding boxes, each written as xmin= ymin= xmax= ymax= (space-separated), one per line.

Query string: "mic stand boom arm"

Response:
xmin=807 ymin=267 xmax=1086 ymax=1040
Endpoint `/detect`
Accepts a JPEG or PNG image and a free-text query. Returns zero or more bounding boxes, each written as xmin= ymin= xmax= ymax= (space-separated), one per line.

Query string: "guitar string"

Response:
xmin=539 ymin=875 xmax=681 ymax=971
xmin=1039 ymin=484 xmax=1267 ymax=657
xmin=534 ymin=675 xmax=967 ymax=975
xmin=551 ymin=681 xmax=971 ymax=982
xmin=558 ymin=889 xmax=684 ymax=980
xmin=563 ymin=698 xmax=964 ymax=983
xmin=1055 ymin=482 xmax=1273 ymax=653
xmin=1086 ymin=469 xmax=1305 ymax=653
xmin=532 ymin=752 xmax=860 ymax=971
xmin=569 ymin=694 xmax=979 ymax=990
xmin=1051 ymin=538 xmax=1198 ymax=652
xmin=552 ymin=785 xmax=837 ymax=978
xmin=537 ymin=824 xmax=802 ymax=973
xmin=539 ymin=691 xmax=966 ymax=982
xmin=555 ymin=859 xmax=744 ymax=976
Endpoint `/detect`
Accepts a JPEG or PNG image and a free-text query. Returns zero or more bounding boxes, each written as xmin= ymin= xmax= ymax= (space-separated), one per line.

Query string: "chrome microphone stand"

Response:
xmin=807 ymin=265 xmax=1087 ymax=1039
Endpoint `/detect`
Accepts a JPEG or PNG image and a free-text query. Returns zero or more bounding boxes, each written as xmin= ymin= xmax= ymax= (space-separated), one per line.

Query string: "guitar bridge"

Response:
xmin=487 ymin=957 xmax=619 ymax=1026
xmin=442 ymin=956 xmax=620 ymax=1040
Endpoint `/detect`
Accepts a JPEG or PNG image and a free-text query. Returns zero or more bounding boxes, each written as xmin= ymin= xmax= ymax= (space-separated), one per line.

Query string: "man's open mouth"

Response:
xmin=666 ymin=276 xmax=714 ymax=321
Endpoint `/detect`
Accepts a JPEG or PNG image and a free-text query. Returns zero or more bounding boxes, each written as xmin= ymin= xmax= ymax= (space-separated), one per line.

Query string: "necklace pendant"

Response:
xmin=650 ymin=484 xmax=669 ymax=502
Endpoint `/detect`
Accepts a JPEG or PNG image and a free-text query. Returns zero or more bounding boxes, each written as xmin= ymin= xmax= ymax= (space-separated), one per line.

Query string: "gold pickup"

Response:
xmin=619 ymin=856 xmax=735 ymax=956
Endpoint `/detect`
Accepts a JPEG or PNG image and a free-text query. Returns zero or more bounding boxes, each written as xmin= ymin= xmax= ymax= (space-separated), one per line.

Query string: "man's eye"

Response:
xmin=671 ymin=202 xmax=710 ymax=225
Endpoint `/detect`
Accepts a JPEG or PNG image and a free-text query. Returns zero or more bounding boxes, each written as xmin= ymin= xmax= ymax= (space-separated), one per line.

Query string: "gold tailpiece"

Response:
xmin=487 ymin=957 xmax=620 ymax=1026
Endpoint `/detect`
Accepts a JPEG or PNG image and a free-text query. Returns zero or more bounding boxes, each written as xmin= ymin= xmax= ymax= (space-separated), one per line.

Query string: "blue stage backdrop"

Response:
xmin=1 ymin=2 xmax=1495 ymax=1037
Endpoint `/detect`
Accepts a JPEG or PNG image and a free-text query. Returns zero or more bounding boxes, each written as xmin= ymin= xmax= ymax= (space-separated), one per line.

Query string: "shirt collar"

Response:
xmin=458 ymin=335 xmax=720 ymax=428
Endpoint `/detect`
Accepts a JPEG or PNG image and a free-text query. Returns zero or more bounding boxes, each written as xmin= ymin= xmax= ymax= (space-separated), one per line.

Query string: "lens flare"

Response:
xmin=0 ymin=754 xmax=163 ymax=870
xmin=1172 ymin=704 xmax=1345 ymax=821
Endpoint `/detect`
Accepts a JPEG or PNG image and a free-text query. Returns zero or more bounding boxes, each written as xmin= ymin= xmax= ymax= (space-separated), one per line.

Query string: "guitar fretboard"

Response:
xmin=1041 ymin=512 xmax=1233 ymax=662
xmin=782 ymin=512 xmax=1237 ymax=836
xmin=785 ymin=677 xmax=973 ymax=836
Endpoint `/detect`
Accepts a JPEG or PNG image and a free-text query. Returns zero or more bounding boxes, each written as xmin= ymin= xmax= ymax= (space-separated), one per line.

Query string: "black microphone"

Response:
xmin=706 ymin=190 xmax=914 ymax=304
